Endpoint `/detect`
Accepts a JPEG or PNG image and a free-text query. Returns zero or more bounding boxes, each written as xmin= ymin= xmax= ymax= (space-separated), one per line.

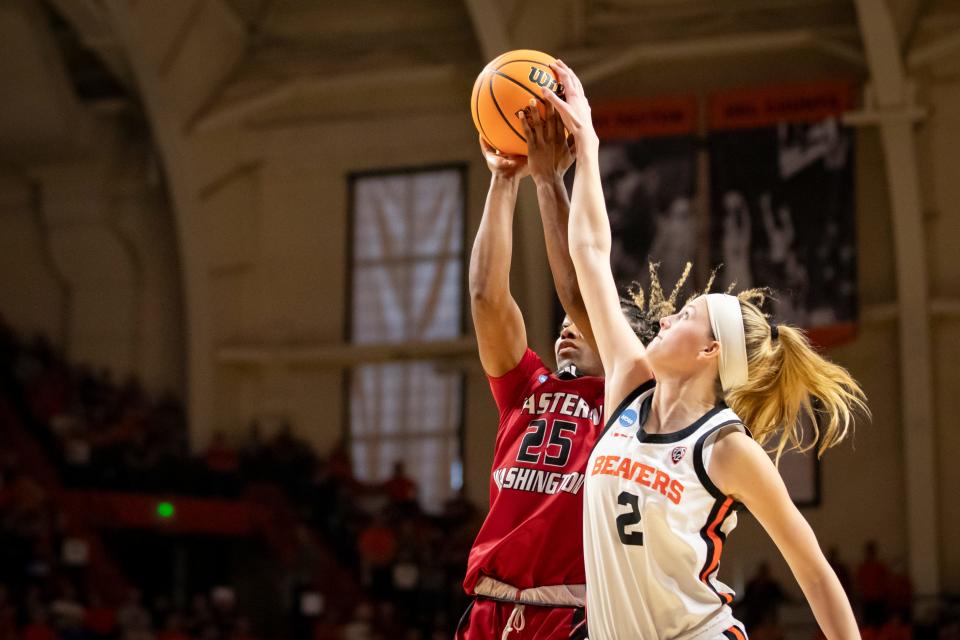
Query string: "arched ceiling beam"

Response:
xmin=463 ymin=0 xmax=511 ymax=60
xmin=854 ymin=0 xmax=939 ymax=603
xmin=46 ymin=0 xmax=132 ymax=86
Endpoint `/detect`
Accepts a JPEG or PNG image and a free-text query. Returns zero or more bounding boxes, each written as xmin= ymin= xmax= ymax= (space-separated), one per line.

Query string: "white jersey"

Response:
xmin=584 ymin=381 xmax=749 ymax=640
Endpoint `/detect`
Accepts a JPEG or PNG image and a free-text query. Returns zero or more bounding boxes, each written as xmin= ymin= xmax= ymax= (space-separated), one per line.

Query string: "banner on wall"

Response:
xmin=707 ymin=82 xmax=858 ymax=346
xmin=586 ymin=96 xmax=700 ymax=294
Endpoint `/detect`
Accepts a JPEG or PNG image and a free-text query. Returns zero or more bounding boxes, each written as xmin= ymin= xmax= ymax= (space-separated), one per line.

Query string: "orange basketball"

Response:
xmin=471 ymin=49 xmax=560 ymax=156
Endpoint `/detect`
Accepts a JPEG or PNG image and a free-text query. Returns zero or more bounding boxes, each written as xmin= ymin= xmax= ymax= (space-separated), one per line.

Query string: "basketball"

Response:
xmin=470 ymin=49 xmax=560 ymax=156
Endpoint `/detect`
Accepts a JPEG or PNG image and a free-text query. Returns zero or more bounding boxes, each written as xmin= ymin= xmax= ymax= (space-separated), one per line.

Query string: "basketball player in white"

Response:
xmin=542 ymin=61 xmax=868 ymax=639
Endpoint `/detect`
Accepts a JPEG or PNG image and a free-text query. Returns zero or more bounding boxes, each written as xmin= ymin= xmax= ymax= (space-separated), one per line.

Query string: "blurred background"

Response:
xmin=0 ymin=0 xmax=958 ymax=638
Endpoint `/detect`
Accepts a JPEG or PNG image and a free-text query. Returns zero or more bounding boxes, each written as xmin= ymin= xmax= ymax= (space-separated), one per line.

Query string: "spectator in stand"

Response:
xmin=49 ymin=583 xmax=85 ymax=630
xmin=358 ymin=512 xmax=398 ymax=604
xmin=241 ymin=421 xmax=266 ymax=479
xmin=0 ymin=585 xmax=16 ymax=640
xmin=150 ymin=596 xmax=174 ymax=633
xmin=383 ymin=461 xmax=417 ymax=506
xmin=886 ymin=561 xmax=913 ymax=621
xmin=858 ymin=541 xmax=891 ymax=627
xmin=392 ymin=516 xmax=423 ymax=629
xmin=938 ymin=619 xmax=960 ymax=640
xmin=22 ymin=609 xmax=56 ymax=640
xmin=267 ymin=421 xmax=316 ymax=493
xmin=211 ymin=587 xmax=238 ymax=638
xmin=738 ymin=562 xmax=788 ymax=630
xmin=84 ymin=592 xmax=117 ymax=640
xmin=117 ymin=589 xmax=153 ymax=640
xmin=828 ymin=546 xmax=853 ymax=597
xmin=440 ymin=488 xmax=476 ymax=526
xmin=878 ymin=612 xmax=913 ymax=640
xmin=339 ymin=602 xmax=375 ymax=640
xmin=157 ymin=614 xmax=190 ymax=640
xmin=230 ymin=617 xmax=257 ymax=640
xmin=205 ymin=431 xmax=239 ymax=475
xmin=186 ymin=594 xmax=213 ymax=638
xmin=204 ymin=430 xmax=240 ymax=495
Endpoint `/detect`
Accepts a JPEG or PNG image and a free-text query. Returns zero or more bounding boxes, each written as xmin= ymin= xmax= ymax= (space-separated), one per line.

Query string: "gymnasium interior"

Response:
xmin=0 ymin=0 xmax=958 ymax=638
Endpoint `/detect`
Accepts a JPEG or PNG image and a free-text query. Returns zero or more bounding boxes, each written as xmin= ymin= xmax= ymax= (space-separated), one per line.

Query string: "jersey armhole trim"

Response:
xmin=589 ymin=379 xmax=655 ymax=457
xmin=603 ymin=378 xmax=656 ymax=432
xmin=693 ymin=420 xmax=747 ymax=510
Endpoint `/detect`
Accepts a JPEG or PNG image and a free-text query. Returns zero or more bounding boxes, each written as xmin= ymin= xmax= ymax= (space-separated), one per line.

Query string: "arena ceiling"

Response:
xmin=29 ymin=0 xmax=960 ymax=132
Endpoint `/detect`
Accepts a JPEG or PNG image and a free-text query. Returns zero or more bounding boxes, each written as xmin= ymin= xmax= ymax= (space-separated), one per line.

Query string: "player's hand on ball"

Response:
xmin=479 ymin=135 xmax=529 ymax=180
xmin=540 ymin=60 xmax=597 ymax=149
xmin=521 ymin=99 xmax=575 ymax=184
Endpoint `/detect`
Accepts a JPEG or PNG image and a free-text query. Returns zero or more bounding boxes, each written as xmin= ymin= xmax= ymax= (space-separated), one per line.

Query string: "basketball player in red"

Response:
xmin=456 ymin=104 xmax=602 ymax=640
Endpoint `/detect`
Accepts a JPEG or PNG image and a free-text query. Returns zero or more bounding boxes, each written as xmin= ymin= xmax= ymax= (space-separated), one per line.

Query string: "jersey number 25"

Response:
xmin=516 ymin=419 xmax=577 ymax=468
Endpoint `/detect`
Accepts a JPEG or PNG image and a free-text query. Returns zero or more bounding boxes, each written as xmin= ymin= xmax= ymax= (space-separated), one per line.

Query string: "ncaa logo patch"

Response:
xmin=671 ymin=446 xmax=687 ymax=464
xmin=618 ymin=409 xmax=638 ymax=427
xmin=537 ymin=374 xmax=549 ymax=384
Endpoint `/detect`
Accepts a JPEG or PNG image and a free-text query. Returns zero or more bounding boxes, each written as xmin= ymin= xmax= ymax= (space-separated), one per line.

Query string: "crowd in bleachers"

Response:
xmin=0 ymin=409 xmax=265 ymax=640
xmin=0 ymin=318 xmax=481 ymax=639
xmin=735 ymin=543 xmax=960 ymax=640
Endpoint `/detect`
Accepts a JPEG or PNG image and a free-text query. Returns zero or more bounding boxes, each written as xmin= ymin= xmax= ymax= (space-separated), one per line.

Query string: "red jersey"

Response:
xmin=464 ymin=349 xmax=604 ymax=593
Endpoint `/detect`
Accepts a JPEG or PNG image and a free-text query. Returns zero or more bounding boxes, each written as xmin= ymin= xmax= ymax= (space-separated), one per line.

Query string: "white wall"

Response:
xmin=0 ymin=128 xmax=185 ymax=396
xmin=0 ymin=175 xmax=67 ymax=342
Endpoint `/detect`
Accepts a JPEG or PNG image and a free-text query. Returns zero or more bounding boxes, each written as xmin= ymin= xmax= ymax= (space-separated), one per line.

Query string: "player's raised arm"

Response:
xmin=519 ymin=101 xmax=598 ymax=357
xmin=711 ymin=431 xmax=861 ymax=640
xmin=469 ymin=136 xmax=529 ymax=377
xmin=540 ymin=61 xmax=653 ymax=411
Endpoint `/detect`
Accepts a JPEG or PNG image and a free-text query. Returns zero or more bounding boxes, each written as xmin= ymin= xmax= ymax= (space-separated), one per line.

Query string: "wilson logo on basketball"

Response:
xmin=671 ymin=446 xmax=687 ymax=464
xmin=528 ymin=67 xmax=558 ymax=91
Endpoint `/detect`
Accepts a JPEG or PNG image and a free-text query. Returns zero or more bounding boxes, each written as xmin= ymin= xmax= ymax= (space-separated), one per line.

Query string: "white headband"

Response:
xmin=704 ymin=293 xmax=748 ymax=391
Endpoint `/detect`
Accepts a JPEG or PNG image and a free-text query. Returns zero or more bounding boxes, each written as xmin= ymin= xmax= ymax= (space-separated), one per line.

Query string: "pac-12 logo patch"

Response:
xmin=537 ymin=374 xmax=548 ymax=384
xmin=618 ymin=409 xmax=638 ymax=427
xmin=671 ymin=446 xmax=687 ymax=464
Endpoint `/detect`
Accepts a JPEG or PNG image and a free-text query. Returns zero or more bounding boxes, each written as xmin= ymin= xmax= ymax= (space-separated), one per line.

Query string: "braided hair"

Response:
xmin=621 ymin=263 xmax=866 ymax=462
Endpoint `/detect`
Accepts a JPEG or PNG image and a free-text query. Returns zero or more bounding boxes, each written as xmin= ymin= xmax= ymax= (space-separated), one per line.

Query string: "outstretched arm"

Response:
xmin=711 ymin=432 xmax=861 ymax=640
xmin=470 ymin=136 xmax=528 ymax=377
xmin=540 ymin=61 xmax=653 ymax=412
xmin=520 ymin=100 xmax=598 ymax=356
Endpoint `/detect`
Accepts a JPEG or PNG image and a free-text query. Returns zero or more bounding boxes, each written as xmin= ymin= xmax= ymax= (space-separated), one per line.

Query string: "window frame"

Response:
xmin=343 ymin=163 xmax=470 ymax=506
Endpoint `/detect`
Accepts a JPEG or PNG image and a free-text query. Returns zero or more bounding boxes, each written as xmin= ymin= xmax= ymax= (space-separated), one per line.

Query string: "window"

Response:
xmin=347 ymin=166 xmax=466 ymax=513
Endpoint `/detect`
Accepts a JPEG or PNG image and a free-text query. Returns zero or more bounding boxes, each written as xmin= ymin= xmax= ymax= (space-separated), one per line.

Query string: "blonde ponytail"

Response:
xmin=725 ymin=293 xmax=869 ymax=463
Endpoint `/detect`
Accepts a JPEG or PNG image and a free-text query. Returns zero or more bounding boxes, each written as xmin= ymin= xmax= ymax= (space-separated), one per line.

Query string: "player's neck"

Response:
xmin=646 ymin=376 xmax=716 ymax=435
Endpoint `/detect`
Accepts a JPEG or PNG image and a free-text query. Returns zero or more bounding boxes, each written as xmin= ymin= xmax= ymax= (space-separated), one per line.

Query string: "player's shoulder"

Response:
xmin=519 ymin=349 xmax=552 ymax=383
xmin=708 ymin=428 xmax=779 ymax=503
xmin=490 ymin=348 xmax=549 ymax=383
xmin=710 ymin=427 xmax=756 ymax=454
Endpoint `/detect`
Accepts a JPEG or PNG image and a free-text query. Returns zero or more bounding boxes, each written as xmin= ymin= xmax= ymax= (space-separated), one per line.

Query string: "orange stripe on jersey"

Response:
xmin=724 ymin=625 xmax=747 ymax=640
xmin=699 ymin=497 xmax=734 ymax=602
xmin=699 ymin=497 xmax=732 ymax=579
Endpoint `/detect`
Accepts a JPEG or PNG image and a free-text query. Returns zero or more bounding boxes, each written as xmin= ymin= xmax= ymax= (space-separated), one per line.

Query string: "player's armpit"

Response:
xmin=471 ymin=293 xmax=527 ymax=378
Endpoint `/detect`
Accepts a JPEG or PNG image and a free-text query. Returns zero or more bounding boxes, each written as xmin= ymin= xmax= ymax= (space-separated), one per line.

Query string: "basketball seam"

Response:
xmin=488 ymin=74 xmax=527 ymax=145
xmin=473 ymin=72 xmax=494 ymax=147
xmin=491 ymin=70 xmax=549 ymax=106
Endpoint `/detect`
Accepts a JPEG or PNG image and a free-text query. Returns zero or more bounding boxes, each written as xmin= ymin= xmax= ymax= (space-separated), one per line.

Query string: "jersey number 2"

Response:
xmin=516 ymin=419 xmax=577 ymax=467
xmin=616 ymin=491 xmax=644 ymax=546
